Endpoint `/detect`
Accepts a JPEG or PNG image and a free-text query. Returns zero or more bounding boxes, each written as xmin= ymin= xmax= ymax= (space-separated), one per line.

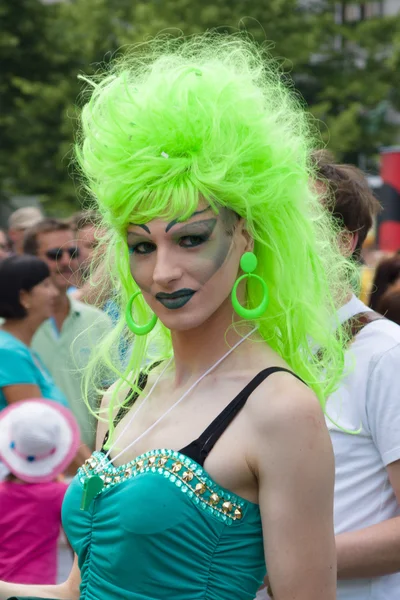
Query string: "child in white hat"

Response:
xmin=0 ymin=399 xmax=80 ymax=585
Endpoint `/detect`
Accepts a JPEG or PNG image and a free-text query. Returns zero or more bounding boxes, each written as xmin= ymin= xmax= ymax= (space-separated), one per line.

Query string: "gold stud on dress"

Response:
xmin=195 ymin=482 xmax=207 ymax=495
xmin=222 ymin=501 xmax=233 ymax=513
xmin=182 ymin=471 xmax=194 ymax=482
xmin=209 ymin=493 xmax=220 ymax=505
xmin=171 ymin=462 xmax=183 ymax=473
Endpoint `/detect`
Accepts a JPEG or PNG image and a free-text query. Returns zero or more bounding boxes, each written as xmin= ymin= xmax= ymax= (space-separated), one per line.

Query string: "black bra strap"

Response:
xmin=101 ymin=363 xmax=161 ymax=451
xmin=102 ymin=365 xmax=304 ymax=463
xmin=180 ymin=367 xmax=304 ymax=464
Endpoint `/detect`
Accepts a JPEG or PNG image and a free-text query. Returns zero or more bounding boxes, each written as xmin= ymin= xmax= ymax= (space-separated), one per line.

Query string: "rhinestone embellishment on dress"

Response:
xmin=79 ymin=450 xmax=245 ymax=524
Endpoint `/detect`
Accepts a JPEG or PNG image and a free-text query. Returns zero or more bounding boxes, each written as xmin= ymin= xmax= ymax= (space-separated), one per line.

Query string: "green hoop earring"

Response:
xmin=125 ymin=291 xmax=158 ymax=335
xmin=231 ymin=252 xmax=269 ymax=320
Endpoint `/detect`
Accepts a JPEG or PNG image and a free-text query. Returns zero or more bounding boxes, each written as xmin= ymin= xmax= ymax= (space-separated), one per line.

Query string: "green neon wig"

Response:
xmin=76 ymin=32 xmax=355 ymax=437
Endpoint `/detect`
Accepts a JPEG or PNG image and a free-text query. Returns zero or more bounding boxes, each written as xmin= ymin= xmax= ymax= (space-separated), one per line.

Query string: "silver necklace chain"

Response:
xmin=96 ymin=327 xmax=258 ymax=472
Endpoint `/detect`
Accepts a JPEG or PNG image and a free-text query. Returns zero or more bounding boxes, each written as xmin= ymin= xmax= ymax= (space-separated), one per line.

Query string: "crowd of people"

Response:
xmin=0 ymin=207 xmax=114 ymax=586
xmin=0 ymin=32 xmax=399 ymax=600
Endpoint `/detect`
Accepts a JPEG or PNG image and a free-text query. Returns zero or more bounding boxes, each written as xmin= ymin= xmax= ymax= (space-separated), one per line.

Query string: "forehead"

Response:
xmin=129 ymin=204 xmax=225 ymax=232
xmin=77 ymin=224 xmax=97 ymax=241
xmin=38 ymin=229 xmax=74 ymax=251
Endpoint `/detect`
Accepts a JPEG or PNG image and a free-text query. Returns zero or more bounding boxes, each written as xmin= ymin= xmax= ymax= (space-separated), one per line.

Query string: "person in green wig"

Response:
xmin=0 ymin=32 xmax=355 ymax=600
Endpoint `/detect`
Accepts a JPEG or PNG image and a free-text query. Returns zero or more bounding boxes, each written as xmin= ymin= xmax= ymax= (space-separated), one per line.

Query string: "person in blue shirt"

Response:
xmin=0 ymin=255 xmax=69 ymax=410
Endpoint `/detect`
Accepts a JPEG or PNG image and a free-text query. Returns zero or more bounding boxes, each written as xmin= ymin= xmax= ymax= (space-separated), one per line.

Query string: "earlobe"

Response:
xmin=340 ymin=230 xmax=358 ymax=257
xmin=19 ymin=290 xmax=31 ymax=311
xmin=245 ymin=237 xmax=254 ymax=253
xmin=241 ymin=222 xmax=254 ymax=253
xmin=350 ymin=232 xmax=359 ymax=255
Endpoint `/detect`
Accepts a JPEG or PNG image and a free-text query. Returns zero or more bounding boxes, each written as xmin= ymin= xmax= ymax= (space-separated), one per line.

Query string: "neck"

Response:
xmin=170 ymin=300 xmax=256 ymax=385
xmin=345 ymin=291 xmax=353 ymax=304
xmin=53 ymin=289 xmax=70 ymax=313
xmin=334 ymin=285 xmax=353 ymax=310
xmin=1 ymin=317 xmax=40 ymax=346
xmin=51 ymin=290 xmax=70 ymax=331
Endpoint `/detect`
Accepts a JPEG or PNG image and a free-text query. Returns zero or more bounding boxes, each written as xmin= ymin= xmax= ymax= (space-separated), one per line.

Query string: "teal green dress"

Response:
xmin=62 ymin=449 xmax=265 ymax=599
xmin=61 ymin=368 xmax=291 ymax=599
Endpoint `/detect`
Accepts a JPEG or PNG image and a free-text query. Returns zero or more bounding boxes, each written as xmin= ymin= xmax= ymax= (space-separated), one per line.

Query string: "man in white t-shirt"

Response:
xmin=313 ymin=151 xmax=400 ymax=600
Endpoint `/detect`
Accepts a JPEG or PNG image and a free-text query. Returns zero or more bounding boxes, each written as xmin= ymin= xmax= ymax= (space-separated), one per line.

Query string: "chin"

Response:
xmin=56 ymin=278 xmax=72 ymax=291
xmin=158 ymin=310 xmax=213 ymax=333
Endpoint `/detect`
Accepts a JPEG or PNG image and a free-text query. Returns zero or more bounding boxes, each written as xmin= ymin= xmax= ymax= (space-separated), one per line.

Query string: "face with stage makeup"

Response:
xmin=127 ymin=206 xmax=250 ymax=331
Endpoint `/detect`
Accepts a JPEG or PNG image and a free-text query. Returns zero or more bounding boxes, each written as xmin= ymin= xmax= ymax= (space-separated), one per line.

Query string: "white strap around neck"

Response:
xmin=96 ymin=327 xmax=258 ymax=472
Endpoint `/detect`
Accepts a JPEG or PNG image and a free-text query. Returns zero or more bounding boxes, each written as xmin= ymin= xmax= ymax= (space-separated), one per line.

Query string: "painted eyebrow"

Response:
xmin=130 ymin=223 xmax=151 ymax=234
xmin=165 ymin=207 xmax=212 ymax=233
xmin=128 ymin=207 xmax=213 ymax=236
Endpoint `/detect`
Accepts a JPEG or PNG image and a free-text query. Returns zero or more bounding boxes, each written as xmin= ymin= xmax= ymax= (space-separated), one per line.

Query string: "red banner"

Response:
xmin=379 ymin=147 xmax=400 ymax=252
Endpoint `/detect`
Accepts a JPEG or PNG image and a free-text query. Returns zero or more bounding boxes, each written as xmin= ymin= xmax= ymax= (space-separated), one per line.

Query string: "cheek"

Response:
xmin=38 ymin=294 xmax=48 ymax=307
xmin=129 ymin=255 xmax=153 ymax=292
xmin=189 ymin=236 xmax=233 ymax=286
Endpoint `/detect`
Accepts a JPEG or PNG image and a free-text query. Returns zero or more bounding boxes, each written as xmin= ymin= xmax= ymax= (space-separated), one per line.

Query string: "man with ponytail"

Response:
xmin=313 ymin=150 xmax=400 ymax=600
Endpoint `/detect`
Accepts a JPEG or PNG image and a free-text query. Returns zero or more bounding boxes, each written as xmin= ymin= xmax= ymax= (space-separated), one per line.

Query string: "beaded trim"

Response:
xmin=78 ymin=450 xmax=246 ymax=524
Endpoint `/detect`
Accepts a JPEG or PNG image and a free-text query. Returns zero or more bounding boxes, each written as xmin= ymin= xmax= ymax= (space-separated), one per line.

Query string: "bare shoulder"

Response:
xmin=248 ymin=370 xmax=325 ymax=433
xmin=245 ymin=371 xmax=330 ymax=469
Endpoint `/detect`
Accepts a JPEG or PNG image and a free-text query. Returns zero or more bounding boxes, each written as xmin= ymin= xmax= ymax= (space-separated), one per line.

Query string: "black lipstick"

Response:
xmin=155 ymin=288 xmax=196 ymax=310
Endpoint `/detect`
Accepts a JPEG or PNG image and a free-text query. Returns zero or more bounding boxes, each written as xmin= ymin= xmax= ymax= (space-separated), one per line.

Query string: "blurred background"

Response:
xmin=1 ymin=0 xmax=400 ymax=219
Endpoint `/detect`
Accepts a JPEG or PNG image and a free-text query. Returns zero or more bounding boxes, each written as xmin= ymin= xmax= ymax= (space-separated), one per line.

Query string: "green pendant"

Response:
xmin=80 ymin=475 xmax=104 ymax=511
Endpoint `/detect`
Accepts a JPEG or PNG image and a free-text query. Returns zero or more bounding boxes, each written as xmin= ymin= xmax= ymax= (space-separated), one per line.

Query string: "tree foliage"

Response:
xmin=0 ymin=0 xmax=399 ymax=214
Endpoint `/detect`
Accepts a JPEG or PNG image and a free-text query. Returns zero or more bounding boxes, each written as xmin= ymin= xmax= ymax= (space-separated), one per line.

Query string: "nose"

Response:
xmin=152 ymin=248 xmax=183 ymax=288
xmin=57 ymin=250 xmax=70 ymax=268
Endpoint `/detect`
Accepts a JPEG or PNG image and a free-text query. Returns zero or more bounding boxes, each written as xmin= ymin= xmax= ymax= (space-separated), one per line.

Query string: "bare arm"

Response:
xmin=336 ymin=459 xmax=400 ymax=578
xmin=0 ymin=555 xmax=81 ymax=600
xmin=3 ymin=384 xmax=43 ymax=404
xmin=253 ymin=379 xmax=337 ymax=600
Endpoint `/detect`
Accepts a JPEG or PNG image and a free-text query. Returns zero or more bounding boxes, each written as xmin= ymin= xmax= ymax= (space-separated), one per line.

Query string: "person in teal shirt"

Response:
xmin=0 ymin=330 xmax=68 ymax=411
xmin=0 ymin=255 xmax=69 ymax=411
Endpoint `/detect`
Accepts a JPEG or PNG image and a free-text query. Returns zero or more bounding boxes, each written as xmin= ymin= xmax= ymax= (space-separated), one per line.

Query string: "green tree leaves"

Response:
xmin=1 ymin=0 xmax=398 ymax=213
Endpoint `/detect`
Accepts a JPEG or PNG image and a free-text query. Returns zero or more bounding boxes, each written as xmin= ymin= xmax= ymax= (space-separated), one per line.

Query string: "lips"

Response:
xmin=155 ymin=288 xmax=196 ymax=310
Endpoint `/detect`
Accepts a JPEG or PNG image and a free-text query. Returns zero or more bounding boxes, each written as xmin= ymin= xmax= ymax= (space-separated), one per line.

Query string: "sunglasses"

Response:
xmin=45 ymin=247 xmax=80 ymax=261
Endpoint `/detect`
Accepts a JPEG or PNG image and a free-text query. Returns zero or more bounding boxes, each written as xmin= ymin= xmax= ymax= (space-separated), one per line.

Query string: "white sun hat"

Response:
xmin=0 ymin=399 xmax=80 ymax=483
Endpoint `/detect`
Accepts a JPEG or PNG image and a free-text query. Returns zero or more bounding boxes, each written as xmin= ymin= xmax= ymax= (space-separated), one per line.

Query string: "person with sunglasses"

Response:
xmin=23 ymin=219 xmax=113 ymax=465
